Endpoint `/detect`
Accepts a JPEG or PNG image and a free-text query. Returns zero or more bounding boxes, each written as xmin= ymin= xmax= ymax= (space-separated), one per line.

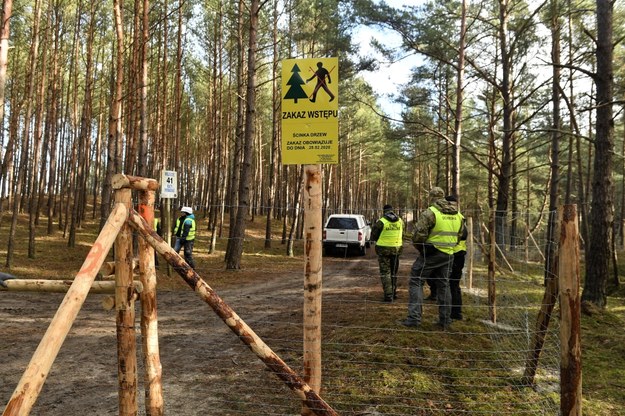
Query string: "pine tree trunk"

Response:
xmin=582 ymin=0 xmax=614 ymax=309
xmin=6 ymin=0 xmax=41 ymax=267
xmin=451 ymin=0 xmax=466 ymax=199
xmin=495 ymin=0 xmax=513 ymax=250
xmin=70 ymin=0 xmax=95 ymax=248
xmin=226 ymin=0 xmax=261 ymax=270
xmin=265 ymin=1 xmax=279 ymax=248
xmin=226 ymin=0 xmax=245 ymax=261
xmin=137 ymin=0 xmax=149 ymax=177
xmin=46 ymin=12 xmax=61 ymax=234
xmin=0 ymin=0 xmax=13 ymax=214
xmin=543 ymin=0 xmax=561 ymax=284
xmin=101 ymin=0 xmax=126 ymax=232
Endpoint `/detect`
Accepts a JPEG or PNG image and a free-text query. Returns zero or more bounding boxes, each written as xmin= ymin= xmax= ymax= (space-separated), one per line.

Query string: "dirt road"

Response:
xmin=1 ymin=246 xmax=407 ymax=415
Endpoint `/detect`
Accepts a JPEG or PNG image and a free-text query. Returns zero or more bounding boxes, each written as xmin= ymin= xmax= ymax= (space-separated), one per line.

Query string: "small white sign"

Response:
xmin=160 ymin=170 xmax=178 ymax=199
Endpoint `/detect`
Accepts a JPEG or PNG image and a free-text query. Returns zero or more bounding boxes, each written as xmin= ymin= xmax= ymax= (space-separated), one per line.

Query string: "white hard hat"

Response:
xmin=181 ymin=206 xmax=193 ymax=215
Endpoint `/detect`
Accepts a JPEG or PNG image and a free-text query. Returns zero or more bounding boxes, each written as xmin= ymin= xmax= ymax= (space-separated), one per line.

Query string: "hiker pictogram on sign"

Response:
xmin=284 ymin=63 xmax=308 ymax=103
xmin=306 ymin=62 xmax=335 ymax=102
xmin=283 ymin=60 xmax=337 ymax=105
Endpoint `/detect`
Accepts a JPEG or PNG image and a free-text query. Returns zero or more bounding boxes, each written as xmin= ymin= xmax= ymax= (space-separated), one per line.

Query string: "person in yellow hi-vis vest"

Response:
xmin=370 ymin=204 xmax=404 ymax=302
xmin=173 ymin=206 xmax=196 ymax=270
xmin=399 ymin=187 xmax=465 ymax=330
xmin=445 ymin=195 xmax=468 ymax=320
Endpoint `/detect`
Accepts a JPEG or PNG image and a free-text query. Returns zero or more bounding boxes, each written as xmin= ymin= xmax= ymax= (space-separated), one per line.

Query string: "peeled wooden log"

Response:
xmin=302 ymin=164 xmax=323 ymax=416
xmin=112 ymin=173 xmax=159 ymax=191
xmin=128 ymin=210 xmax=338 ymax=416
xmin=3 ymin=202 xmax=128 ymax=416
xmin=99 ymin=259 xmax=138 ymax=277
xmin=0 ymin=279 xmax=143 ymax=294
xmin=98 ymin=273 xmax=141 ymax=281
xmin=101 ymin=289 xmax=141 ymax=311
xmin=114 ymin=187 xmax=138 ymax=416
xmin=136 ymin=187 xmax=164 ymax=416
xmin=102 ymin=296 xmax=116 ymax=311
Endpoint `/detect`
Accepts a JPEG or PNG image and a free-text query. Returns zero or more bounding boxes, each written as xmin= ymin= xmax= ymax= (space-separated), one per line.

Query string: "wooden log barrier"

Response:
xmin=3 ymin=203 xmax=128 ymax=416
xmin=114 ymin=187 xmax=138 ymax=416
xmin=112 ymin=173 xmax=159 ymax=191
xmin=127 ymin=210 xmax=339 ymax=416
xmin=98 ymin=273 xmax=141 ymax=281
xmin=99 ymin=259 xmax=139 ymax=277
xmin=0 ymin=279 xmax=143 ymax=294
xmin=136 ymin=187 xmax=164 ymax=416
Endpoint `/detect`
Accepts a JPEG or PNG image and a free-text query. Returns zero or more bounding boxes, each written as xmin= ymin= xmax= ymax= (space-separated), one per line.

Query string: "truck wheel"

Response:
xmin=358 ymin=245 xmax=366 ymax=256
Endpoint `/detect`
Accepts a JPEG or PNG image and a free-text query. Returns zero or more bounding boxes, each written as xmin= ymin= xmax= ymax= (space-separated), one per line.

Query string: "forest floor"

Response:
xmin=1 ymin=212 xmax=624 ymax=415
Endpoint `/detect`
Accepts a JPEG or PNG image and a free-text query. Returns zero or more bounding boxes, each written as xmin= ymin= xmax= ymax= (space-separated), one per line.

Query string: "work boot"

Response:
xmin=398 ymin=319 xmax=419 ymax=328
xmin=433 ymin=321 xmax=450 ymax=331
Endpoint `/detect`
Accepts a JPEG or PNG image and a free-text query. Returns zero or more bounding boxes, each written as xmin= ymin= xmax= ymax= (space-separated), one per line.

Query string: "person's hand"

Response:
xmin=0 ymin=272 xmax=16 ymax=288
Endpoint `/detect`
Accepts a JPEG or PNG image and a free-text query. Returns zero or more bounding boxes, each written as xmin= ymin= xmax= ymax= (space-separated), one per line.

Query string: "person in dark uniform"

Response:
xmin=370 ymin=204 xmax=404 ymax=302
xmin=445 ymin=195 xmax=467 ymax=320
xmin=399 ymin=187 xmax=464 ymax=329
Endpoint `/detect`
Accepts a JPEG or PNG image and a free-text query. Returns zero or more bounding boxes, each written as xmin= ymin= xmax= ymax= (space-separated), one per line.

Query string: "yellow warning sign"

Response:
xmin=281 ymin=57 xmax=338 ymax=164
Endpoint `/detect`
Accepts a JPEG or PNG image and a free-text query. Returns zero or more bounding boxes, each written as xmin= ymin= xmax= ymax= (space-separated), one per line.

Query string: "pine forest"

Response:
xmin=0 ymin=0 xmax=624 ymax=312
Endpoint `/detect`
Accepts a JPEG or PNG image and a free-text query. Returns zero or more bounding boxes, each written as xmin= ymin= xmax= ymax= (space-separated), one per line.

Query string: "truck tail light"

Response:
xmin=323 ymin=230 xmax=326 ymax=240
xmin=358 ymin=231 xmax=363 ymax=241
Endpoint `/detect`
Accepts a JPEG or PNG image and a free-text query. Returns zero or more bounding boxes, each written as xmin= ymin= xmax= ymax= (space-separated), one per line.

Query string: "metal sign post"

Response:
xmin=160 ymin=170 xmax=178 ymax=277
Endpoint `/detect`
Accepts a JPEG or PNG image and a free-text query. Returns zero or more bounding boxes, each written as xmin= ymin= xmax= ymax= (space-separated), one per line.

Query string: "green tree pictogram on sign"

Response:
xmin=283 ymin=63 xmax=308 ymax=103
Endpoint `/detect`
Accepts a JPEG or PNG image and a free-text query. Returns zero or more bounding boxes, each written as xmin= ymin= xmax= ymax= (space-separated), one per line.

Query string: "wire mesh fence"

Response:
xmin=1 ymin=207 xmax=566 ymax=415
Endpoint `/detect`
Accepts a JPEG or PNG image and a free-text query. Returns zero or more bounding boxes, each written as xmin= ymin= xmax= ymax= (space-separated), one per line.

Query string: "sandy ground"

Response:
xmin=1 ymin=247 xmax=404 ymax=415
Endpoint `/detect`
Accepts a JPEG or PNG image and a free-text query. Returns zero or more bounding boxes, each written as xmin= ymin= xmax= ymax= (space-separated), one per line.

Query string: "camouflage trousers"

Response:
xmin=375 ymin=245 xmax=402 ymax=301
xmin=406 ymin=249 xmax=453 ymax=326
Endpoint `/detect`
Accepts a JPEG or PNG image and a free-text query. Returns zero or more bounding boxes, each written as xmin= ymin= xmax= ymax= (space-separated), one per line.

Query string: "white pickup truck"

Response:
xmin=322 ymin=214 xmax=371 ymax=256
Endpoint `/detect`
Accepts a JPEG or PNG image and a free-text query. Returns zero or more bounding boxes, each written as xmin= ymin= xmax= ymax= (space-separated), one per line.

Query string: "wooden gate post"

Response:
xmin=137 ymin=187 xmax=164 ymax=415
xmin=114 ymin=187 xmax=139 ymax=416
xmin=559 ymin=204 xmax=582 ymax=415
xmin=302 ymin=164 xmax=323 ymax=416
